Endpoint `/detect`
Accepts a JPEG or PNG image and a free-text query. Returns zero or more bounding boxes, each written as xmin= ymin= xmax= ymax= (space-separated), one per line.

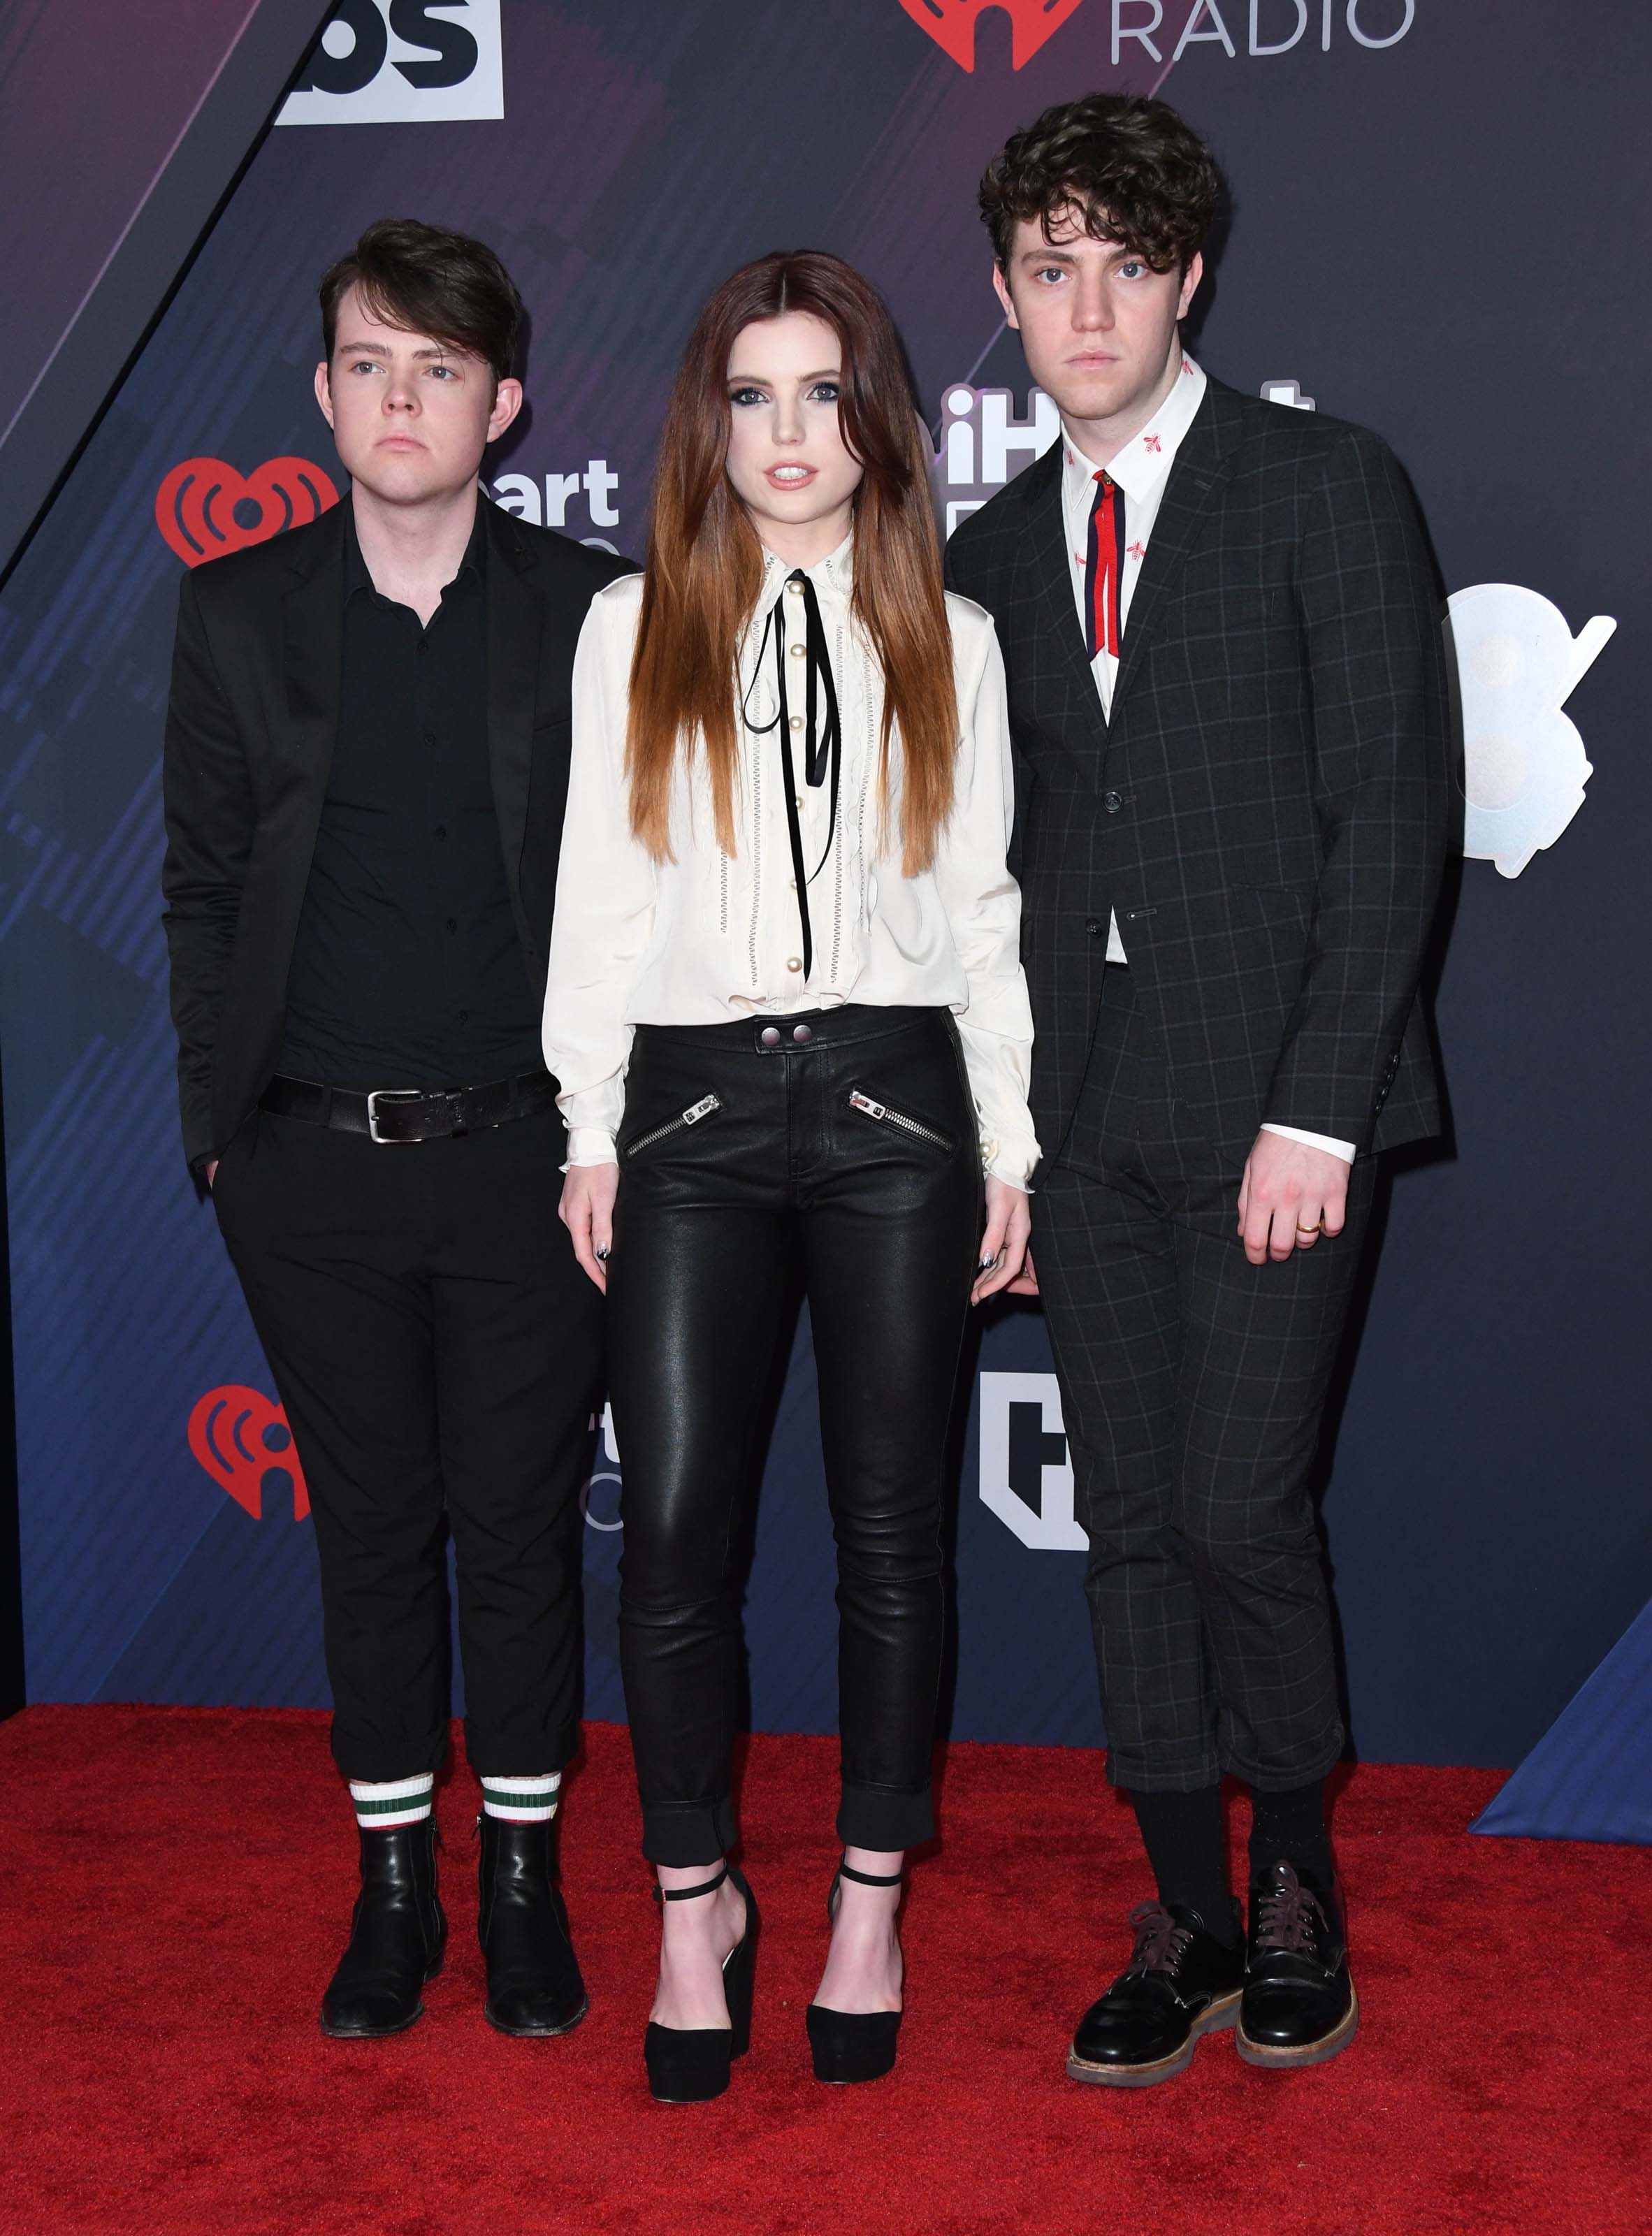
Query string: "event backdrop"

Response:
xmin=1 ymin=0 xmax=1646 ymax=1768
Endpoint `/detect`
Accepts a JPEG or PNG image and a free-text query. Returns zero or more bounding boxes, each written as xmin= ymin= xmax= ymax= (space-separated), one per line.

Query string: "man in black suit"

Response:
xmin=161 ymin=219 xmax=631 ymax=2040
xmin=946 ymin=98 xmax=1449 ymax=2085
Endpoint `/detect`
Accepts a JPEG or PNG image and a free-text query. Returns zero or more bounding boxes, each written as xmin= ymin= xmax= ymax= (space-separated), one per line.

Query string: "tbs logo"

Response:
xmin=277 ymin=0 xmax=503 ymax=127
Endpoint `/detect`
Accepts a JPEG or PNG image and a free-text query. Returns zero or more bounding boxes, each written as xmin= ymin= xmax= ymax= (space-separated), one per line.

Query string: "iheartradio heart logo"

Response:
xmin=895 ymin=0 xmax=1088 ymax=70
xmin=156 ymin=455 xmax=339 ymax=568
xmin=188 ymin=1384 xmax=311 ymax=1521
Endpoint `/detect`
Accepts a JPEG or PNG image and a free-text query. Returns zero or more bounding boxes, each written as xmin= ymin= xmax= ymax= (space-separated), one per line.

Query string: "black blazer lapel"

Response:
xmin=279 ymin=501 xmax=347 ymax=823
xmin=1010 ymin=440 xmax=1107 ymax=736
xmin=484 ymin=498 xmax=545 ymax=948
xmin=1110 ymin=380 xmax=1244 ymax=722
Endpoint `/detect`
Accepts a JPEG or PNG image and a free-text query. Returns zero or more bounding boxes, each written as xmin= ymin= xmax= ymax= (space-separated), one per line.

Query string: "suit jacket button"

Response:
xmin=1084 ymin=918 xmax=1103 ymax=937
xmin=1103 ymin=790 xmax=1123 ymax=814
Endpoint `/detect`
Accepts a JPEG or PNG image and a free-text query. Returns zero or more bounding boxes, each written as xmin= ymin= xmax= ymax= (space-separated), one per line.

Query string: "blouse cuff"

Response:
xmin=563 ymin=1126 xmax=618 ymax=1168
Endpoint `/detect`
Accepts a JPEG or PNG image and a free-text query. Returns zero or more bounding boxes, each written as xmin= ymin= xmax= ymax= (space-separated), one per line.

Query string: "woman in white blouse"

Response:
xmin=543 ymin=251 xmax=1038 ymax=2105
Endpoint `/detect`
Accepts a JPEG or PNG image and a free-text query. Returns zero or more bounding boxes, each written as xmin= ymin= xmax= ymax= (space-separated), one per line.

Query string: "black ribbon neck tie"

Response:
xmin=743 ymin=568 xmax=843 ymax=981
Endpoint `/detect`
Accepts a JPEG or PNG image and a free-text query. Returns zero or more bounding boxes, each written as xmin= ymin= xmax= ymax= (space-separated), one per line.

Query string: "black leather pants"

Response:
xmin=607 ymin=1004 xmax=982 ymax=1866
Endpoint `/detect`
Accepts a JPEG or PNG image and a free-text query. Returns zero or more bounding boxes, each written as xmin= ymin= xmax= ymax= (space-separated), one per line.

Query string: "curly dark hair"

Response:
xmin=319 ymin=217 xmax=523 ymax=385
xmin=979 ymin=93 xmax=1221 ymax=275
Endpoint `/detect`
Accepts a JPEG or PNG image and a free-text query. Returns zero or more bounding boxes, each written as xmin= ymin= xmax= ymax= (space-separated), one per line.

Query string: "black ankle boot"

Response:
xmin=477 ymin=1813 xmax=588 ymax=2037
xmin=320 ymin=1819 xmax=447 ymax=2039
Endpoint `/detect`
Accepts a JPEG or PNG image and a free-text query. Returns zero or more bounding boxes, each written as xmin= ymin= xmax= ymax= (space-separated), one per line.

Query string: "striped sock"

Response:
xmin=348 ymin=1773 xmax=434 ymax=1831
xmin=479 ymin=1773 xmax=561 ymax=1824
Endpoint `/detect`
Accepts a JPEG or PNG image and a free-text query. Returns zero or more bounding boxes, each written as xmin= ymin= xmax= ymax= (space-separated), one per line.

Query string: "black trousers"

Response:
xmin=607 ymin=1005 xmax=981 ymax=1866
xmin=1034 ymin=966 xmax=1374 ymax=1794
xmin=212 ymin=1104 xmax=602 ymax=1783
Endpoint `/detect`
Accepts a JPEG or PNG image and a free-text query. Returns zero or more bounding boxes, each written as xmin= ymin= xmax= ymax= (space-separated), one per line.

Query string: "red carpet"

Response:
xmin=1 ymin=1708 xmax=1647 ymax=2236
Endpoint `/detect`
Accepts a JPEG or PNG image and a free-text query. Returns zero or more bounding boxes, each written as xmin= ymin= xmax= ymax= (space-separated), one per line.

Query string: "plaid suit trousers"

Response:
xmin=1035 ymin=964 xmax=1373 ymax=1794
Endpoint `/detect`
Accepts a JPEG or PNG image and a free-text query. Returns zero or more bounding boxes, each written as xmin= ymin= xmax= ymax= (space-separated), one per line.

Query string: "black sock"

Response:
xmin=1126 ymin=1785 xmax=1238 ymax=1943
xmin=1247 ymin=1779 xmax=1335 ymax=1889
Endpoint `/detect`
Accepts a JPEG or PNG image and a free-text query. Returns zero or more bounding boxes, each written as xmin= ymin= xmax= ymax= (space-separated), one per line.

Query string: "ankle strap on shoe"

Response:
xmin=653 ymin=1865 xmax=729 ymax=1903
xmin=837 ymin=1859 xmax=904 ymax=1889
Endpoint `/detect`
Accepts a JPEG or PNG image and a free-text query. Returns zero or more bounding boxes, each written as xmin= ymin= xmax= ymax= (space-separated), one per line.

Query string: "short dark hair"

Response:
xmin=319 ymin=217 xmax=523 ymax=384
xmin=979 ymin=94 xmax=1220 ymax=275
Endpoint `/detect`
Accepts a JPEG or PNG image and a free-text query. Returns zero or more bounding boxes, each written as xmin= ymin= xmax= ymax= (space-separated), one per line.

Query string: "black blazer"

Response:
xmin=160 ymin=496 xmax=633 ymax=1170
xmin=945 ymin=375 xmax=1451 ymax=1172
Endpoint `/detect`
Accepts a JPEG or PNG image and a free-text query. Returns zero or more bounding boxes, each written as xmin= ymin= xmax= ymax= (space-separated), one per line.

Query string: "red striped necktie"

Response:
xmin=1085 ymin=469 xmax=1124 ymax=662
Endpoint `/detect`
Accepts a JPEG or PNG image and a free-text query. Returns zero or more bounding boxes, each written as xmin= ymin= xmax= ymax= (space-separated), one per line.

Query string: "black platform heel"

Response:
xmin=806 ymin=1857 xmax=904 ymax=2084
xmin=642 ymin=1864 xmax=759 ymax=2104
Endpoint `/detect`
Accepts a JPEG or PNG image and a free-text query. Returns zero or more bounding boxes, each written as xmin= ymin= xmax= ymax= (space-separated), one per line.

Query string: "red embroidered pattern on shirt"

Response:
xmin=1127 ymin=542 xmax=1145 ymax=560
xmin=1143 ymin=433 xmax=1163 ymax=453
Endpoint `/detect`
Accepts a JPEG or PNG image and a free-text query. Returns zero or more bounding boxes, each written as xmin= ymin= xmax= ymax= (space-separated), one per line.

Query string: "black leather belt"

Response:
xmin=260 ymin=1070 xmax=559 ymax=1145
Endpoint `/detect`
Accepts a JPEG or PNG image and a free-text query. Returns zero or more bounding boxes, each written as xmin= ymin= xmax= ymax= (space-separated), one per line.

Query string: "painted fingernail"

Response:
xmin=595 ymin=1244 xmax=610 ymax=1261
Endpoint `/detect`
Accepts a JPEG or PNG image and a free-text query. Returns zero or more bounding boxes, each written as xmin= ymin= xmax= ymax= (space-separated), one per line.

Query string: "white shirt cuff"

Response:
xmin=562 ymin=1126 xmax=618 ymax=1169
xmin=1260 ymin=1122 xmax=1356 ymax=1164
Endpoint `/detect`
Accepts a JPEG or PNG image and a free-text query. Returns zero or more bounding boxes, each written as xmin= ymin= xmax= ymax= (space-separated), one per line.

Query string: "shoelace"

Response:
xmin=1124 ymin=1900 xmax=1191 ymax=1977
xmin=1254 ymin=1864 xmax=1326 ymax=1953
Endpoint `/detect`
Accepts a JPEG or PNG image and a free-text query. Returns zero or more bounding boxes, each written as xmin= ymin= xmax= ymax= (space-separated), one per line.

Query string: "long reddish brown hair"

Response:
xmin=627 ymin=251 xmax=956 ymax=876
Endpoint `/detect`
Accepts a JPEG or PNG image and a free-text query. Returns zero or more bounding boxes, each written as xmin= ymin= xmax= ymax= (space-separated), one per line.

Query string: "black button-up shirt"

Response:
xmin=277 ymin=505 xmax=544 ymax=1089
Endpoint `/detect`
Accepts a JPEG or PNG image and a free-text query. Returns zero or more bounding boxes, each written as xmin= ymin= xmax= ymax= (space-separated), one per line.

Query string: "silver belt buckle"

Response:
xmin=366 ymin=1088 xmax=424 ymax=1145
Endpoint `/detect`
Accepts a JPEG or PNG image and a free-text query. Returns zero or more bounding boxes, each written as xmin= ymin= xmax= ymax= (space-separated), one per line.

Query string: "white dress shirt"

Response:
xmin=1062 ymin=354 xmax=1354 ymax=1165
xmin=542 ymin=537 xmax=1041 ymax=1189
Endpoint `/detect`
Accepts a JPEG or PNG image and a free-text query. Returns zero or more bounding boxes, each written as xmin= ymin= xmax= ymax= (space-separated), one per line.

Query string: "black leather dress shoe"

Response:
xmin=1066 ymin=1899 xmax=1245 ymax=2088
xmin=478 ymin=1814 xmax=588 ymax=2038
xmin=320 ymin=1820 xmax=447 ymax=2039
xmin=1238 ymin=1859 xmax=1358 ymax=2068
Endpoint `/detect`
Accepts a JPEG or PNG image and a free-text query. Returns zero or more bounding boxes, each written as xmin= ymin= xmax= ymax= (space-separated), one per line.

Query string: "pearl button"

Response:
xmin=792 ymin=1024 xmax=813 ymax=1043
xmin=759 ymin=1025 xmax=782 ymax=1047
xmin=785 ymin=956 xmax=802 ymax=973
xmin=789 ymin=643 xmax=805 ymax=658
xmin=980 ymin=1138 xmax=999 ymax=1163
xmin=786 ymin=579 xmax=804 ymax=595
xmin=789 ymin=715 xmax=804 ymax=732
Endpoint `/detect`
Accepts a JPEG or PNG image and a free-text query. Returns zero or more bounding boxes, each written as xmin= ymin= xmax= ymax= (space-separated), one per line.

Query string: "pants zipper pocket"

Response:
xmin=625 ymin=1094 xmax=721 ymax=1156
xmin=847 ymin=1089 xmax=953 ymax=1152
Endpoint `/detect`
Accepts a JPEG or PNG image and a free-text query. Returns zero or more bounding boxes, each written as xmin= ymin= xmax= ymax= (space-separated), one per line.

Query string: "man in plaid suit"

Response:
xmin=945 ymin=94 xmax=1449 ymax=2086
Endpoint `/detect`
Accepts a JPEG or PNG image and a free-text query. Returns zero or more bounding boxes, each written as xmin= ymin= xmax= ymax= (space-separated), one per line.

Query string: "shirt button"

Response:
xmin=792 ymin=1023 xmax=813 ymax=1043
xmin=446 ymin=917 xmax=458 ymax=934
xmin=794 ymin=796 xmax=805 ymax=813
xmin=785 ymin=956 xmax=802 ymax=973
xmin=434 ymin=825 xmax=447 ymax=841
xmin=980 ymin=1138 xmax=999 ymax=1163
xmin=423 ymin=730 xmax=436 ymax=748
xmin=759 ymin=1025 xmax=783 ymax=1047
xmin=458 ymin=1009 xmax=469 ymax=1023
xmin=788 ymin=642 xmax=806 ymax=658
xmin=786 ymin=580 xmax=804 ymax=596
xmin=789 ymin=715 xmax=804 ymax=732
xmin=1103 ymin=790 xmax=1123 ymax=813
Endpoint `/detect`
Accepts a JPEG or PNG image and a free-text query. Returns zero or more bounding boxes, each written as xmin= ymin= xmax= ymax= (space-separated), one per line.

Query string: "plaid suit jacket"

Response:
xmin=944 ymin=374 xmax=1450 ymax=1174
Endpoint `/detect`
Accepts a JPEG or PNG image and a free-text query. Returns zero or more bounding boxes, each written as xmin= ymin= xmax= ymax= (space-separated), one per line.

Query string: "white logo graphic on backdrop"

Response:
xmin=1108 ymin=1 xmax=1415 ymax=62
xmin=488 ymin=462 xmax=621 ymax=553
xmin=1446 ymin=587 xmax=1615 ymax=878
xmin=979 ymin=1372 xmax=1087 ymax=1551
xmin=277 ymin=0 xmax=502 ymax=126
xmin=582 ymin=1404 xmax=623 ymax=1533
